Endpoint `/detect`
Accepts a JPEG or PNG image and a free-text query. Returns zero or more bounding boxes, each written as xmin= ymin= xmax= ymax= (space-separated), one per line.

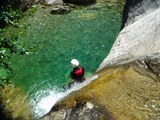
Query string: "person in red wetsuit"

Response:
xmin=70 ymin=59 xmax=85 ymax=83
xmin=68 ymin=59 xmax=85 ymax=89
xmin=63 ymin=59 xmax=85 ymax=90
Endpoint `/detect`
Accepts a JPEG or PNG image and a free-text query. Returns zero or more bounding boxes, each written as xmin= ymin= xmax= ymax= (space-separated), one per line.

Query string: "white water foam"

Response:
xmin=30 ymin=75 xmax=98 ymax=118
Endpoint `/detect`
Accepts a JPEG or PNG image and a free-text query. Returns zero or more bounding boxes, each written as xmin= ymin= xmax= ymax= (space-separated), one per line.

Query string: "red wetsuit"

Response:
xmin=70 ymin=66 xmax=85 ymax=83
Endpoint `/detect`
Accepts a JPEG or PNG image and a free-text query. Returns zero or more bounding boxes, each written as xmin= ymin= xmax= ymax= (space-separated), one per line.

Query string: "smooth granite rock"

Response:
xmin=97 ymin=7 xmax=160 ymax=72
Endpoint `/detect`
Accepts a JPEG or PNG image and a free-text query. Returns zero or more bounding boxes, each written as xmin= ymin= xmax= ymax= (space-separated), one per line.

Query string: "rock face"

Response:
xmin=121 ymin=0 xmax=160 ymax=29
xmin=97 ymin=5 xmax=160 ymax=71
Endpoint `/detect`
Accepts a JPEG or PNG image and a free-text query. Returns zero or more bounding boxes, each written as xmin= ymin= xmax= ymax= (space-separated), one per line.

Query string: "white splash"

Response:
xmin=30 ymin=75 xmax=98 ymax=118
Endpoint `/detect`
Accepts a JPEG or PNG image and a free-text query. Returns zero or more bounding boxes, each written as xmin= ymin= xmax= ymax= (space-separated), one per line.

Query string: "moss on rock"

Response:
xmin=0 ymin=85 xmax=33 ymax=120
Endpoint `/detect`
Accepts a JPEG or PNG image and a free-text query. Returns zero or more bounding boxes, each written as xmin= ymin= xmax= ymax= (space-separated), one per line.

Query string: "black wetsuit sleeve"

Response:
xmin=70 ymin=71 xmax=76 ymax=79
xmin=82 ymin=67 xmax=85 ymax=75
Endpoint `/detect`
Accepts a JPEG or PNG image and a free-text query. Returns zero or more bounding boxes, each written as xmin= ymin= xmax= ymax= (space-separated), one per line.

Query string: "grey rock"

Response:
xmin=97 ymin=6 xmax=160 ymax=72
xmin=41 ymin=102 xmax=113 ymax=120
xmin=142 ymin=53 xmax=160 ymax=77
xmin=122 ymin=0 xmax=160 ymax=28
xmin=50 ymin=6 xmax=71 ymax=14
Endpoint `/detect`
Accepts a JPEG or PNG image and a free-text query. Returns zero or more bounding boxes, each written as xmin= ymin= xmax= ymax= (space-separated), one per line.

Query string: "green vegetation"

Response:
xmin=0 ymin=6 xmax=23 ymax=28
xmin=0 ymin=4 xmax=38 ymax=87
xmin=0 ymin=4 xmax=39 ymax=119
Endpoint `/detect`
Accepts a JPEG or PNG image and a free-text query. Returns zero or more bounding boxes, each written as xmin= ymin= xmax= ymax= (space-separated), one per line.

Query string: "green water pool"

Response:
xmin=8 ymin=1 xmax=123 ymax=94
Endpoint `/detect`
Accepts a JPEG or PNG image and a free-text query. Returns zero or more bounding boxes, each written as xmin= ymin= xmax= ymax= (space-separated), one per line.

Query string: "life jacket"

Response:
xmin=70 ymin=66 xmax=85 ymax=82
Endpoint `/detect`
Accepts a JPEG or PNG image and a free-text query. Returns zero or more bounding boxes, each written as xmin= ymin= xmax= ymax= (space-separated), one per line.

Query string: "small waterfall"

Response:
xmin=30 ymin=75 xmax=98 ymax=118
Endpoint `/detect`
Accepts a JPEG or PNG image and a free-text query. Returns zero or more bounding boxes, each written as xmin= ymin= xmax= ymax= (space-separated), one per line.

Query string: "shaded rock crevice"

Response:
xmin=121 ymin=0 xmax=160 ymax=29
xmin=121 ymin=0 xmax=143 ymax=29
xmin=137 ymin=52 xmax=160 ymax=78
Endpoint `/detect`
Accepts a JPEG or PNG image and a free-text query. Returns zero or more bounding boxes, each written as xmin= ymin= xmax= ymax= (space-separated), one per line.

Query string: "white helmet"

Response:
xmin=71 ymin=59 xmax=79 ymax=67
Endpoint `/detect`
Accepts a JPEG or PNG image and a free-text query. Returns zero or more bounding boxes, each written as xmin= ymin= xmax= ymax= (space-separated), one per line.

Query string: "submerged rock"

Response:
xmin=50 ymin=5 xmax=71 ymax=14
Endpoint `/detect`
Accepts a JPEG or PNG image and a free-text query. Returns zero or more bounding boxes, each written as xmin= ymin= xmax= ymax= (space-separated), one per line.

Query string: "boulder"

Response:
xmin=50 ymin=5 xmax=71 ymax=14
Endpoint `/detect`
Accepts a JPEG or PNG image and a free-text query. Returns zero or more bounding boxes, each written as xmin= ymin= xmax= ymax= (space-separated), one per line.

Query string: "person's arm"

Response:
xmin=70 ymin=71 xmax=76 ymax=81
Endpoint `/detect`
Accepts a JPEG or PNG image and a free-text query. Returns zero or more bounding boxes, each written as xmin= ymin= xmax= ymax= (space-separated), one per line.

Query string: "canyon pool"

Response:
xmin=8 ymin=0 xmax=124 ymax=118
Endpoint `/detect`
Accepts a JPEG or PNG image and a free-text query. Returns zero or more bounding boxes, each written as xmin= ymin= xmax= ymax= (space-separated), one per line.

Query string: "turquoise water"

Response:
xmin=8 ymin=1 xmax=122 ymax=117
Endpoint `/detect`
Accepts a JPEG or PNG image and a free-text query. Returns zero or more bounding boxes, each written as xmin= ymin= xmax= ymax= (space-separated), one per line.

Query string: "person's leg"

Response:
xmin=68 ymin=81 xmax=74 ymax=89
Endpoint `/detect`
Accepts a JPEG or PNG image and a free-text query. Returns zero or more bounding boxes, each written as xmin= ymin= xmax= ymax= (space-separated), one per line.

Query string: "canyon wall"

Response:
xmin=98 ymin=0 xmax=160 ymax=71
